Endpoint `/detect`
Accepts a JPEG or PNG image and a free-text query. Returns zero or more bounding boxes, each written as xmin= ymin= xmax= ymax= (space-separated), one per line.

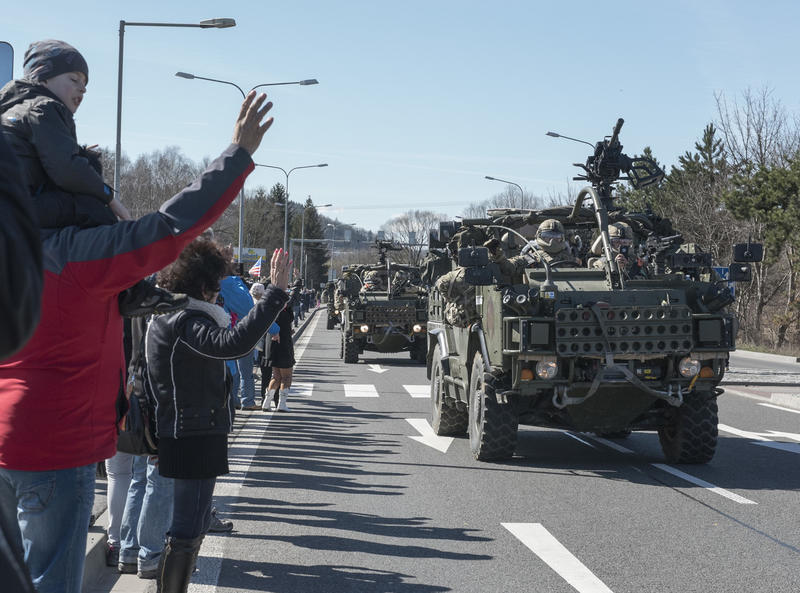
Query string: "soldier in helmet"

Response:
xmin=531 ymin=219 xmax=579 ymax=266
xmin=362 ymin=269 xmax=385 ymax=292
xmin=588 ymin=222 xmax=643 ymax=277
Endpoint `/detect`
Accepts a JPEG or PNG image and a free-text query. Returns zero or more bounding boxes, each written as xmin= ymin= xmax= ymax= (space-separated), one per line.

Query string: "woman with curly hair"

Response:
xmin=146 ymin=242 xmax=290 ymax=593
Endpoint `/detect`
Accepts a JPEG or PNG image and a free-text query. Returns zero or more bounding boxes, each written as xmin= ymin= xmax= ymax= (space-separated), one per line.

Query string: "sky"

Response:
xmin=3 ymin=0 xmax=800 ymax=233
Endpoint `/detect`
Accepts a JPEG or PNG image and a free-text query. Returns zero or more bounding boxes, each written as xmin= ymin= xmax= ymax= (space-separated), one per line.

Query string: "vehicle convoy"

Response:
xmin=338 ymin=241 xmax=429 ymax=364
xmin=425 ymin=119 xmax=762 ymax=464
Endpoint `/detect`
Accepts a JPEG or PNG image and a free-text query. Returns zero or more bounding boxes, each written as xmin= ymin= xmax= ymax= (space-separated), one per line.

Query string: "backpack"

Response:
xmin=117 ymin=316 xmax=158 ymax=456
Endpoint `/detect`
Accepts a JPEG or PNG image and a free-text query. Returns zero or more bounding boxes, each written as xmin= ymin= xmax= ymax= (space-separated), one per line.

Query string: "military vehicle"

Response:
xmin=339 ymin=241 xmax=429 ymax=364
xmin=426 ymin=119 xmax=761 ymax=464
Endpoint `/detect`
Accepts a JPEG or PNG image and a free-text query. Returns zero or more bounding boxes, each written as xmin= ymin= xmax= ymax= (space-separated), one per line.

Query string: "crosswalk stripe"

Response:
xmin=292 ymin=382 xmax=314 ymax=398
xmin=403 ymin=384 xmax=429 ymax=399
xmin=344 ymin=384 xmax=380 ymax=398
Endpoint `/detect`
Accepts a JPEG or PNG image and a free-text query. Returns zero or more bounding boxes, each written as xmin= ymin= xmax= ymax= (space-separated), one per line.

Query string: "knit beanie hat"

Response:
xmin=23 ymin=40 xmax=88 ymax=84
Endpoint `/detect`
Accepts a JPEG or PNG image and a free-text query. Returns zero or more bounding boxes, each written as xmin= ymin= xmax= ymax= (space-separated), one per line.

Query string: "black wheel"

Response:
xmin=430 ymin=345 xmax=467 ymax=436
xmin=658 ymin=393 xmax=718 ymax=464
xmin=327 ymin=316 xmax=335 ymax=330
xmin=467 ymin=352 xmax=518 ymax=461
xmin=343 ymin=336 xmax=359 ymax=364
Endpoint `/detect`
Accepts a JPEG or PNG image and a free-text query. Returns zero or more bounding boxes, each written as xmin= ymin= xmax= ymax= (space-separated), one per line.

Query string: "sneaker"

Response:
xmin=241 ymin=405 xmax=259 ymax=411
xmin=118 ymin=561 xmax=137 ymax=574
xmin=105 ymin=543 xmax=119 ymax=567
xmin=119 ymin=281 xmax=189 ymax=318
xmin=207 ymin=508 xmax=233 ymax=533
xmin=137 ymin=566 xmax=158 ymax=579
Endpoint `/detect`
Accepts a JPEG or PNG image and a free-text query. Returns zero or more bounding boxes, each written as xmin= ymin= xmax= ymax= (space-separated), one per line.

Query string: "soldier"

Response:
xmin=362 ymin=269 xmax=385 ymax=291
xmin=531 ymin=219 xmax=579 ymax=266
xmin=588 ymin=222 xmax=643 ymax=277
xmin=321 ymin=281 xmax=335 ymax=304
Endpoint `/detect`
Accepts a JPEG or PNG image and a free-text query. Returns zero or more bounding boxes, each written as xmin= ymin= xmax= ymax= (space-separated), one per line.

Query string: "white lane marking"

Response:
xmin=195 ymin=312 xmax=319 ymax=592
xmin=345 ymin=384 xmax=380 ymax=398
xmin=367 ymin=364 xmax=388 ymax=374
xmin=587 ymin=435 xmax=635 ymax=454
xmin=718 ymin=423 xmax=769 ymax=441
xmin=292 ymin=382 xmax=314 ymax=398
xmin=403 ymin=384 xmax=430 ymax=399
xmin=405 ymin=418 xmax=454 ymax=453
xmin=502 ymin=523 xmax=614 ymax=593
xmin=562 ymin=431 xmax=597 ymax=448
xmin=759 ymin=402 xmax=800 ymax=415
xmin=651 ymin=464 xmax=757 ymax=505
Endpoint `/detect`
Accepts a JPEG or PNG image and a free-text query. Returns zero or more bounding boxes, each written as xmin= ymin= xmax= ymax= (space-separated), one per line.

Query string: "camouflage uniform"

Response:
xmin=335 ymin=271 xmax=360 ymax=309
xmin=588 ymin=222 xmax=642 ymax=276
xmin=435 ymin=267 xmax=477 ymax=327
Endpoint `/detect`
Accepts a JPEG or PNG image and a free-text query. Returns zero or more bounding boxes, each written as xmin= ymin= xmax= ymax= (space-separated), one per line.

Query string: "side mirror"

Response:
xmin=439 ymin=221 xmax=459 ymax=243
xmin=428 ymin=230 xmax=447 ymax=249
xmin=458 ymin=246 xmax=489 ymax=268
xmin=729 ymin=263 xmax=752 ymax=282
xmin=0 ymin=42 xmax=13 ymax=87
xmin=733 ymin=243 xmax=763 ymax=263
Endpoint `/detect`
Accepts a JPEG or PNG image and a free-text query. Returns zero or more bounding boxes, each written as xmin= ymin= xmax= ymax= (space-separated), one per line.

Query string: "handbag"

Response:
xmin=117 ymin=318 xmax=158 ymax=455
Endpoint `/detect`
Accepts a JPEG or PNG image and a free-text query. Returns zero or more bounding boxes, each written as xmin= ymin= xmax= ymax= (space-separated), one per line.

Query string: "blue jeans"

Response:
xmin=237 ymin=353 xmax=256 ymax=407
xmin=0 ymin=464 xmax=95 ymax=593
xmin=171 ymin=478 xmax=216 ymax=539
xmin=119 ymin=456 xmax=174 ymax=571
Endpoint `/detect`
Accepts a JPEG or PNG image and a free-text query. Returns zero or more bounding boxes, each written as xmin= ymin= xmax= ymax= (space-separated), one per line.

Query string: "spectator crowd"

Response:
xmin=0 ymin=39 xmax=315 ymax=593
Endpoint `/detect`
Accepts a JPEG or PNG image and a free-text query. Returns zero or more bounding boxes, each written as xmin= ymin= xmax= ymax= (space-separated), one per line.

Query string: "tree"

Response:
xmin=380 ymin=210 xmax=447 ymax=266
xmin=290 ymin=196 xmax=330 ymax=288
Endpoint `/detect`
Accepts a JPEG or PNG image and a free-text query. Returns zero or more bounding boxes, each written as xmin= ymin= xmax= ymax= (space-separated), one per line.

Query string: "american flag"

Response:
xmin=248 ymin=256 xmax=263 ymax=278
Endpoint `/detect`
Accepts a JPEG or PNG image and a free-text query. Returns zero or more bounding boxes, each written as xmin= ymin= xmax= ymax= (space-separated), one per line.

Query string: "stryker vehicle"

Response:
xmin=339 ymin=241 xmax=429 ymax=364
xmin=426 ymin=119 xmax=761 ymax=464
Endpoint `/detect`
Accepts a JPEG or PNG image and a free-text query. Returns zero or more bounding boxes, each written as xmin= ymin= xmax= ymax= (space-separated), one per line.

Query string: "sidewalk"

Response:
xmin=81 ymin=306 xmax=322 ymax=593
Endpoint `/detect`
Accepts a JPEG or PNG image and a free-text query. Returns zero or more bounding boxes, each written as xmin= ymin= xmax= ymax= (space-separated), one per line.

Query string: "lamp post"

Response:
xmin=175 ymin=73 xmax=319 ymax=262
xmin=485 ymin=175 xmax=524 ymax=206
xmin=254 ymin=163 xmax=328 ymax=253
xmin=300 ymin=200 xmax=332 ymax=287
xmin=115 ymin=18 xmax=236 ymax=201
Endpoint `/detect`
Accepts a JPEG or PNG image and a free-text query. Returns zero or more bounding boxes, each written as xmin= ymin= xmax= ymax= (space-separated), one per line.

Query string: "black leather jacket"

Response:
xmin=146 ymin=285 xmax=289 ymax=439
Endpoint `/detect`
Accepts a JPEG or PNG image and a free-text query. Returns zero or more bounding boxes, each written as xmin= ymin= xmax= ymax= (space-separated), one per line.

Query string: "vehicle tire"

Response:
xmin=327 ymin=316 xmax=335 ymax=330
xmin=430 ymin=345 xmax=467 ymax=436
xmin=467 ymin=352 xmax=518 ymax=461
xmin=658 ymin=393 xmax=718 ymax=464
xmin=343 ymin=337 xmax=359 ymax=364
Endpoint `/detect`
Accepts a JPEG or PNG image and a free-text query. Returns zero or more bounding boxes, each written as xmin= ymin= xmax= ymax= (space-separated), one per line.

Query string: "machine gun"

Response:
xmin=639 ymin=233 xmax=683 ymax=276
xmin=373 ymin=239 xmax=403 ymax=265
xmin=549 ymin=118 xmax=665 ymax=210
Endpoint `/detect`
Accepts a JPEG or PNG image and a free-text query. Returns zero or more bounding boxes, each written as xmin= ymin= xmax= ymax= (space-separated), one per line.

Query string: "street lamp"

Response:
xmin=300 ymin=201 xmax=333 ymax=286
xmin=114 ymin=18 xmax=236 ymax=201
xmin=255 ymin=163 xmax=329 ymax=252
xmin=175 ymin=73 xmax=320 ymax=262
xmin=485 ymin=175 xmax=524 ymax=206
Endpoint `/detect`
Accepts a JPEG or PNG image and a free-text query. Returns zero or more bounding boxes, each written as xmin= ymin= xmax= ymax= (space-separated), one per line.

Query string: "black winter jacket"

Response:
xmin=0 ymin=79 xmax=109 ymax=201
xmin=146 ymin=285 xmax=289 ymax=440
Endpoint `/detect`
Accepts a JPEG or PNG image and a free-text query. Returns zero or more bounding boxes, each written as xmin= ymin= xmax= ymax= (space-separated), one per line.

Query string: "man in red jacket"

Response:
xmin=0 ymin=91 xmax=273 ymax=593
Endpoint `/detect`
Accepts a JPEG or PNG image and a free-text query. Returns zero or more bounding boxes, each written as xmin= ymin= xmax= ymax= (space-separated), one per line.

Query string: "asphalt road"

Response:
xmin=107 ymin=312 xmax=800 ymax=593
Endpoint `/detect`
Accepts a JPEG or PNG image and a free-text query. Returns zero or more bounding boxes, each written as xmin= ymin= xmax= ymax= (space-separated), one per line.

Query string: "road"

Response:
xmin=104 ymin=310 xmax=800 ymax=593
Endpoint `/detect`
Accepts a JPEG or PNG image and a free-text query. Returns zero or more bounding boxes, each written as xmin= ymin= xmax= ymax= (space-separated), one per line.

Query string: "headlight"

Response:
xmin=412 ymin=324 xmax=424 ymax=333
xmin=678 ymin=356 xmax=700 ymax=378
xmin=360 ymin=324 xmax=370 ymax=333
xmin=535 ymin=358 xmax=558 ymax=380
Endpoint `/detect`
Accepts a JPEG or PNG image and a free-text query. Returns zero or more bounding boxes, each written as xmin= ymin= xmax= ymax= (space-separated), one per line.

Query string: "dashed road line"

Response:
xmin=651 ymin=463 xmax=757 ymax=505
xmin=503 ymin=523 xmax=614 ymax=593
xmin=344 ymin=384 xmax=380 ymax=398
xmin=403 ymin=384 xmax=429 ymax=398
xmin=759 ymin=402 xmax=800 ymax=415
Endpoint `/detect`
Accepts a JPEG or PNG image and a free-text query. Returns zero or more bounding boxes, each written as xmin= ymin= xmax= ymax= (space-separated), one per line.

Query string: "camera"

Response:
xmin=619 ymin=245 xmax=629 ymax=256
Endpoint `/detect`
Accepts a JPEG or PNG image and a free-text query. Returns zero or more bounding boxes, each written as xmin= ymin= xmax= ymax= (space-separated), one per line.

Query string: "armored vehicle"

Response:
xmin=426 ymin=119 xmax=761 ymax=464
xmin=339 ymin=241 xmax=429 ymax=364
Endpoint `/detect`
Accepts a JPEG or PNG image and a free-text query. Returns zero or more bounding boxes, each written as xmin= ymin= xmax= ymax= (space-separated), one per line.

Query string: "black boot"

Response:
xmin=119 ymin=280 xmax=188 ymax=318
xmin=156 ymin=535 xmax=204 ymax=593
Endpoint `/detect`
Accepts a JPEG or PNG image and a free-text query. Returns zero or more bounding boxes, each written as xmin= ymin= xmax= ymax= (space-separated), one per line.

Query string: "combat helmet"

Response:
xmin=535 ymin=219 xmax=566 ymax=254
xmin=609 ymin=222 xmax=634 ymax=247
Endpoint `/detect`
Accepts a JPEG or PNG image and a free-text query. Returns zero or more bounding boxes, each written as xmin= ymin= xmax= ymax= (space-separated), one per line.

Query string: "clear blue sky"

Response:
xmin=3 ymin=0 xmax=799 ymax=231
